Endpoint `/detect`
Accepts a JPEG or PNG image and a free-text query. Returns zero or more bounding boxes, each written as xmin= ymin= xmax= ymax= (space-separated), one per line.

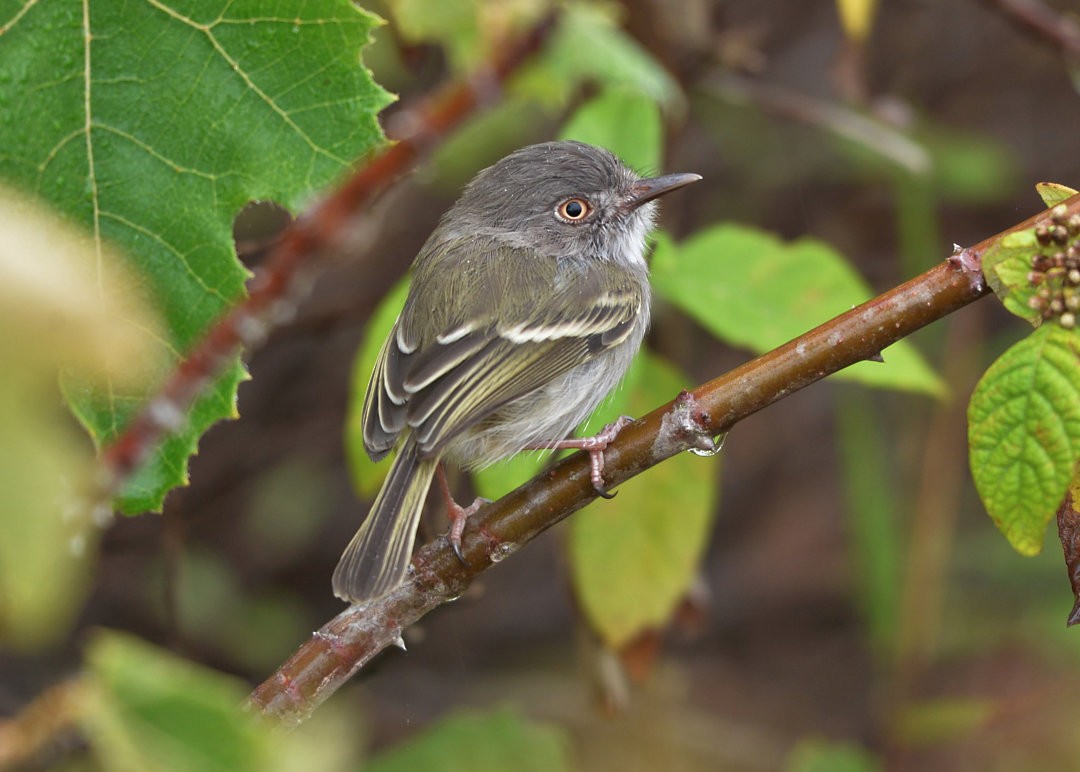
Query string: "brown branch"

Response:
xmin=98 ymin=13 xmax=558 ymax=491
xmin=977 ymin=0 xmax=1080 ymax=59
xmin=247 ymin=191 xmax=1080 ymax=727
xmin=1058 ymin=482 xmax=1080 ymax=626
xmin=0 ymin=678 xmax=83 ymax=768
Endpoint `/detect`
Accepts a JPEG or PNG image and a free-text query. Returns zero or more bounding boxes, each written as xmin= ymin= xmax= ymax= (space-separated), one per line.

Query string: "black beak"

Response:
xmin=626 ymin=172 xmax=702 ymax=210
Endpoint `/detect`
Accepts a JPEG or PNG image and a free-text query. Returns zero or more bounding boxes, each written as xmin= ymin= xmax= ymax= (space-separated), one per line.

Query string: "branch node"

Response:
xmin=653 ymin=390 xmax=720 ymax=460
xmin=947 ymin=246 xmax=987 ymax=292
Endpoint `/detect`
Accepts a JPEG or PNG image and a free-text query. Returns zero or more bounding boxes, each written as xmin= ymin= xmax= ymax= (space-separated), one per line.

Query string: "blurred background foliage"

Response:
xmin=2 ymin=0 xmax=1080 ymax=769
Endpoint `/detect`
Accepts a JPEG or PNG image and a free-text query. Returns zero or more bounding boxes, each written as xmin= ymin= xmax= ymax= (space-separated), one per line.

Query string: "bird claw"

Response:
xmin=594 ymin=484 xmax=617 ymax=500
xmin=447 ymin=495 xmax=488 ymax=565
xmin=536 ymin=415 xmax=634 ymax=498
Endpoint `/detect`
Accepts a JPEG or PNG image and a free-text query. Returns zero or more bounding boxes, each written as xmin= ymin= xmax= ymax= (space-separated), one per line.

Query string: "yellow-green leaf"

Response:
xmin=568 ymin=352 xmax=718 ymax=648
xmin=346 ymin=278 xmax=410 ymax=498
xmin=1036 ymin=182 xmax=1078 ymax=209
xmin=968 ymin=325 xmax=1080 ymax=555
xmin=0 ymin=192 xmax=160 ymax=648
xmin=982 ymin=228 xmax=1042 ymax=325
xmin=835 ymin=0 xmax=879 ymax=43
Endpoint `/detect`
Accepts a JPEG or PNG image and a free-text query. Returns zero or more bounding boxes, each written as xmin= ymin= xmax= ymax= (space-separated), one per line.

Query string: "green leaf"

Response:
xmin=0 ymin=0 xmax=392 ymax=512
xmin=346 ymin=277 xmax=410 ymax=498
xmin=1036 ymin=182 xmax=1078 ymax=209
xmin=82 ymin=631 xmax=277 ymax=772
xmin=515 ymin=2 xmax=682 ymax=112
xmin=385 ymin=0 xmax=483 ymax=70
xmin=785 ymin=737 xmax=882 ymax=772
xmin=651 ymin=225 xmax=945 ymax=396
xmin=568 ymin=351 xmax=718 ymax=648
xmin=66 ymin=361 xmax=251 ymax=513
xmin=368 ymin=709 xmax=571 ymax=772
xmin=968 ymin=324 xmax=1080 ymax=555
xmin=383 ymin=0 xmax=548 ymax=73
xmin=429 ymin=96 xmax=549 ymax=189
xmin=982 ymin=228 xmax=1042 ymax=325
xmin=157 ymin=545 xmax=311 ymax=673
xmin=559 ymin=88 xmax=662 ymax=174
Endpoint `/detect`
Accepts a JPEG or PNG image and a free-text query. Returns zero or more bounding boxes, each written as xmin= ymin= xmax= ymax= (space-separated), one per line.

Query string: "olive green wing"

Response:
xmin=361 ymin=242 xmax=643 ymax=458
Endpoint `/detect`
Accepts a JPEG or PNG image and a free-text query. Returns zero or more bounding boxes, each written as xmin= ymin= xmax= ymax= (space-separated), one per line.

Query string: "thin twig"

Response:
xmin=0 ymin=678 xmax=83 ymax=768
xmin=977 ymin=0 xmax=1080 ymax=59
xmin=248 ymin=192 xmax=1079 ymax=727
xmin=704 ymin=73 xmax=930 ymax=174
xmin=98 ymin=14 xmax=558 ymax=492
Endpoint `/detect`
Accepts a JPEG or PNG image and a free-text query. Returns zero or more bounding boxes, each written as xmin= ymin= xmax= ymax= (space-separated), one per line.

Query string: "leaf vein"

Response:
xmin=141 ymin=0 xmax=350 ymax=166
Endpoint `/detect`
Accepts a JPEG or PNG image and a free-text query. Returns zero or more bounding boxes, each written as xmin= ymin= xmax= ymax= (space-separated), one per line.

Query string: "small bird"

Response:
xmin=333 ymin=140 xmax=700 ymax=604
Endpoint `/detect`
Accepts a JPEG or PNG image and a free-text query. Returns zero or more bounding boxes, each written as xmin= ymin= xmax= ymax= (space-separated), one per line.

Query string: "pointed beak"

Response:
xmin=626 ymin=172 xmax=702 ymax=210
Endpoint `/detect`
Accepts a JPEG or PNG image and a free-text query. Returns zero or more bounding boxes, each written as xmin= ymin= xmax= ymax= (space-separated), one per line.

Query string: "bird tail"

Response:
xmin=332 ymin=441 xmax=437 ymax=603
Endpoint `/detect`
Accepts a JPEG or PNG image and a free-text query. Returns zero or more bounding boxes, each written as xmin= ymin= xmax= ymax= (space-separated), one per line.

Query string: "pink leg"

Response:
xmin=528 ymin=416 xmax=634 ymax=499
xmin=435 ymin=463 xmax=488 ymax=563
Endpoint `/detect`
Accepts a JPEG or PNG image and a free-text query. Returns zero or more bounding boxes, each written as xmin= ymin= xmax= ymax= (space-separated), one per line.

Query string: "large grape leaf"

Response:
xmin=0 ymin=0 xmax=392 ymax=511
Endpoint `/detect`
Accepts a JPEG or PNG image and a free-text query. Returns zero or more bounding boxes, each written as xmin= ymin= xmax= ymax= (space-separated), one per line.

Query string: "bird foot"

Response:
xmin=538 ymin=415 xmax=634 ymax=498
xmin=447 ymin=495 xmax=489 ymax=563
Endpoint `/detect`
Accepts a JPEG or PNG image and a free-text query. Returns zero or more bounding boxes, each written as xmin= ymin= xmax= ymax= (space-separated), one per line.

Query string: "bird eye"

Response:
xmin=556 ymin=197 xmax=591 ymax=222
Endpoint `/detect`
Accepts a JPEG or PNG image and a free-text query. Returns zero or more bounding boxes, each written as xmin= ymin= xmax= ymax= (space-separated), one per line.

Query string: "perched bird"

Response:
xmin=333 ymin=140 xmax=701 ymax=603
